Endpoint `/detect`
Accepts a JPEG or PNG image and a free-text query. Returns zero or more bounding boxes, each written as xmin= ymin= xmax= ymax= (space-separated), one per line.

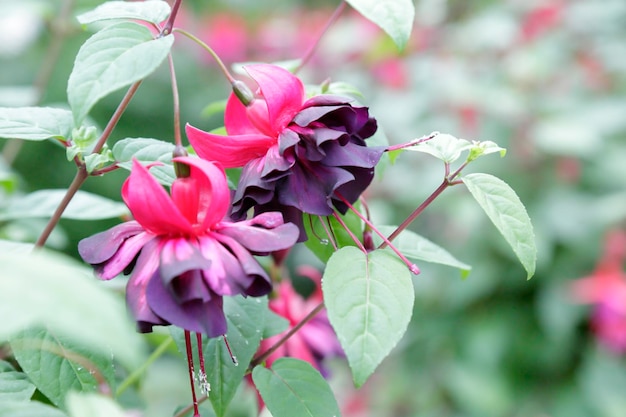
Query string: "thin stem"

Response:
xmin=34 ymin=167 xmax=88 ymax=248
xmin=116 ymin=336 xmax=174 ymax=397
xmin=92 ymin=81 xmax=142 ymax=155
xmin=379 ymin=180 xmax=448 ymax=249
xmin=168 ymin=54 xmax=182 ymax=147
xmin=294 ymin=1 xmax=347 ymax=74
xmin=174 ymin=395 xmax=209 ymax=417
xmin=317 ymin=215 xmax=339 ymax=250
xmin=161 ymin=0 xmax=183 ymax=36
xmin=332 ymin=211 xmax=367 ymax=252
xmin=386 ymin=131 xmax=439 ymax=152
xmin=222 ymin=335 xmax=238 ymax=366
xmin=379 ymin=159 xmax=469 ymax=250
xmin=174 ymin=28 xmax=235 ymax=84
xmin=336 ymin=192 xmax=419 ymax=274
xmin=249 ymin=302 xmax=325 ymax=371
xmin=184 ymin=330 xmax=200 ymax=417
xmin=34 ymin=81 xmax=141 ymax=248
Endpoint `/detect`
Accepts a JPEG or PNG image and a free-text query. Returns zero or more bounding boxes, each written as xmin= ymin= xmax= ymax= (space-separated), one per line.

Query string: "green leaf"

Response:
xmin=252 ymin=358 xmax=341 ymax=417
xmin=0 ymin=190 xmax=128 ymax=221
xmin=201 ymin=100 xmax=227 ymax=118
xmin=0 ymin=250 xmax=144 ymax=369
xmin=462 ymin=173 xmax=536 ymax=279
xmin=303 ymin=209 xmax=363 ymax=264
xmin=0 ymin=361 xmax=36 ymax=403
xmin=67 ymin=22 xmax=174 ymax=124
xmin=466 ymin=140 xmax=507 ymax=162
xmin=0 ymin=240 xmax=34 ymax=254
xmin=405 ymin=133 xmax=472 ymax=163
xmin=171 ymin=296 xmax=267 ymax=417
xmin=0 ymin=107 xmax=74 ymax=141
xmin=66 ymin=392 xmax=127 ymax=417
xmin=374 ymin=226 xmax=472 ymax=275
xmin=112 ymin=137 xmax=175 ymax=185
xmin=346 ymin=0 xmax=415 ymax=50
xmin=322 ymin=247 xmax=414 ymax=387
xmin=77 ymin=0 xmax=171 ymax=25
xmin=0 ymin=401 xmax=69 ymax=417
xmin=11 ymin=328 xmax=116 ymax=410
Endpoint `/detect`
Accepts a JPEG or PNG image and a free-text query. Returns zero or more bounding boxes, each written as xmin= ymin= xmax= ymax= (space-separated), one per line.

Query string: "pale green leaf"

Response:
xmin=0 ymin=250 xmax=144 ymax=369
xmin=463 ymin=173 xmax=536 ymax=279
xmin=374 ymin=226 xmax=471 ymax=275
xmin=323 ymin=247 xmax=414 ymax=387
xmin=11 ymin=328 xmax=117 ymax=410
xmin=66 ymin=392 xmax=127 ymax=417
xmin=0 ymin=401 xmax=69 ymax=417
xmin=252 ymin=358 xmax=341 ymax=417
xmin=346 ymin=0 xmax=415 ymax=50
xmin=112 ymin=137 xmax=175 ymax=185
xmin=0 ymin=240 xmax=34 ymax=254
xmin=405 ymin=133 xmax=472 ymax=163
xmin=77 ymin=0 xmax=171 ymax=25
xmin=0 ymin=190 xmax=128 ymax=221
xmin=0 ymin=107 xmax=74 ymax=141
xmin=0 ymin=361 xmax=36 ymax=403
xmin=67 ymin=22 xmax=174 ymax=124
xmin=467 ymin=140 xmax=507 ymax=162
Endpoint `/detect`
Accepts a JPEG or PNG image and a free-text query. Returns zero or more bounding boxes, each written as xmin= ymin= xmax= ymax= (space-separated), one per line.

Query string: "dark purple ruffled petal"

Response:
xmin=319 ymin=139 xmax=385 ymax=169
xmin=278 ymin=161 xmax=355 ymax=215
xmin=146 ymin=268 xmax=227 ymax=337
xmin=216 ymin=212 xmax=299 ymax=254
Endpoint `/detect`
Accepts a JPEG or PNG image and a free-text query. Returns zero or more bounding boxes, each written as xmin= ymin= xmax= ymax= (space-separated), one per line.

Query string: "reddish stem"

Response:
xmin=294 ymin=1 xmax=347 ymax=74
xmin=161 ymin=0 xmax=183 ymax=36
xmin=249 ymin=302 xmax=325 ymax=371
xmin=335 ymin=192 xmax=419 ymax=274
xmin=184 ymin=330 xmax=200 ymax=417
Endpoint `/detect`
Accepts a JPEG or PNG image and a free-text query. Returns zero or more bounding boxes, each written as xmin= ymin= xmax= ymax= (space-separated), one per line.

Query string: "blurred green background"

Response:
xmin=1 ymin=0 xmax=626 ymax=416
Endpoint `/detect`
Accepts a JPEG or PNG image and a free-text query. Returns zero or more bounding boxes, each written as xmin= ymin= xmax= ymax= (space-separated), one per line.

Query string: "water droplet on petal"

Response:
xmin=319 ymin=239 xmax=329 ymax=245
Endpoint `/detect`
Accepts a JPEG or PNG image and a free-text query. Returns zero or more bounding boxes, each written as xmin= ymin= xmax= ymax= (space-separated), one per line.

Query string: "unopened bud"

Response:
xmin=231 ymin=80 xmax=255 ymax=107
xmin=173 ymin=146 xmax=190 ymax=178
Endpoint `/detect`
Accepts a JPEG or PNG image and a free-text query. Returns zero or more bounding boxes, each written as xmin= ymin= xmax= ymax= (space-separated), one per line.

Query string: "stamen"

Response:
xmin=332 ymin=212 xmax=366 ymax=253
xmin=184 ymin=330 xmax=200 ymax=417
xmin=196 ymin=333 xmax=210 ymax=396
xmin=335 ymin=192 xmax=420 ymax=275
xmin=307 ymin=215 xmax=335 ymax=248
xmin=222 ymin=335 xmax=239 ymax=366
xmin=317 ymin=215 xmax=338 ymax=250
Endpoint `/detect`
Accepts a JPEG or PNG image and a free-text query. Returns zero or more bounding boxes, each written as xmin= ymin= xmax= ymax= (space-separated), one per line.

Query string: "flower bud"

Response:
xmin=231 ymin=80 xmax=255 ymax=107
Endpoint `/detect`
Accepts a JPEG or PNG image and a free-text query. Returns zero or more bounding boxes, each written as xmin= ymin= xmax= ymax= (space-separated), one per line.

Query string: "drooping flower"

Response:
xmin=259 ymin=266 xmax=343 ymax=375
xmin=185 ymin=64 xmax=384 ymax=239
xmin=570 ymin=230 xmax=626 ymax=353
xmin=78 ymin=157 xmax=299 ymax=337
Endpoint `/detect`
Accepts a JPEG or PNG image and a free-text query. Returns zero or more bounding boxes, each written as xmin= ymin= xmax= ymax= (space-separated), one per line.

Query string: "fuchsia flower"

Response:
xmin=570 ymin=230 xmax=626 ymax=353
xmin=78 ymin=157 xmax=299 ymax=337
xmin=260 ymin=266 xmax=343 ymax=375
xmin=185 ymin=64 xmax=384 ymax=239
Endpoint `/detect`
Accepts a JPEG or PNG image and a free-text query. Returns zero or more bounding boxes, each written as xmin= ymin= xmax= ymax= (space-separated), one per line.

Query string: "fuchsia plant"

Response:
xmin=0 ymin=1 xmax=536 ymax=416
